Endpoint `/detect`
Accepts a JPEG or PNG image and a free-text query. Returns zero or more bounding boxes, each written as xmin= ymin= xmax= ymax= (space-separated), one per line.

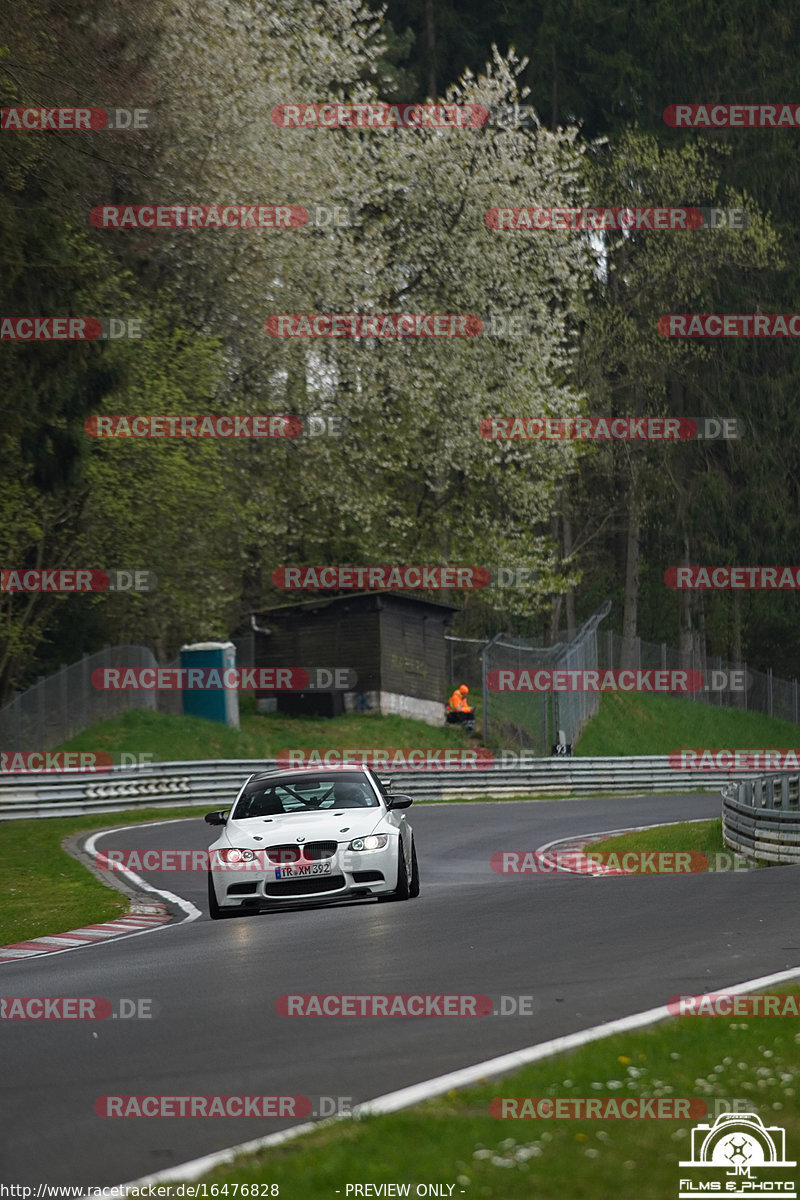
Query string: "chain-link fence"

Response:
xmin=446 ymin=599 xmax=800 ymax=752
xmin=6 ymin=613 xmax=800 ymax=755
xmin=472 ymin=602 xmax=611 ymax=753
xmin=0 ymin=645 xmax=169 ymax=753
xmin=598 ymin=631 xmax=800 ymax=724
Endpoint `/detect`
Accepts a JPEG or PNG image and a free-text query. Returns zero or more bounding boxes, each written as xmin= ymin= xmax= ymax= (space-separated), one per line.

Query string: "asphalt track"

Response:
xmin=3 ymin=793 xmax=800 ymax=1186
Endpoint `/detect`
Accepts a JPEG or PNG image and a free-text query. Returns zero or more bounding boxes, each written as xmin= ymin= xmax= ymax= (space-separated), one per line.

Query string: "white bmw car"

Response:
xmin=205 ymin=767 xmax=419 ymax=918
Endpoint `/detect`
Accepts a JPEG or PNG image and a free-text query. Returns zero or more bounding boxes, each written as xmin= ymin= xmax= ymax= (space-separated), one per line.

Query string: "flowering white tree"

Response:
xmin=135 ymin=2 xmax=596 ymax=617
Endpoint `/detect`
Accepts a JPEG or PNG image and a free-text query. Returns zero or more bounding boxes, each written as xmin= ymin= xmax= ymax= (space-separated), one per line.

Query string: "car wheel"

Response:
xmin=378 ymin=838 xmax=412 ymax=902
xmin=208 ymin=872 xmax=234 ymax=920
xmin=409 ymin=840 xmax=420 ymax=898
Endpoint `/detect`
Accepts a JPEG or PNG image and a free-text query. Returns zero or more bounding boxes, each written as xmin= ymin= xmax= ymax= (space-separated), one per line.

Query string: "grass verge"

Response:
xmin=0 ymin=805 xmax=212 ymax=945
xmin=163 ymin=987 xmax=800 ymax=1199
xmin=57 ymin=698 xmax=475 ymax=763
xmin=584 ymin=818 xmax=765 ymax=871
xmin=575 ymin=691 xmax=800 ymax=756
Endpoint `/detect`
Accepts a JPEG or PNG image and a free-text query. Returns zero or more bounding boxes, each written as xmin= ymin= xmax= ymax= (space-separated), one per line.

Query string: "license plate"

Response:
xmin=275 ymin=861 xmax=332 ymax=878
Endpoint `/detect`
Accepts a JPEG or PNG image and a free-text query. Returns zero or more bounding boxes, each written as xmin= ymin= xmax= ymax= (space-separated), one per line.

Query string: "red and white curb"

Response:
xmin=536 ymin=831 xmax=636 ymax=875
xmin=0 ymin=903 xmax=172 ymax=962
xmin=536 ymin=818 xmax=715 ymax=876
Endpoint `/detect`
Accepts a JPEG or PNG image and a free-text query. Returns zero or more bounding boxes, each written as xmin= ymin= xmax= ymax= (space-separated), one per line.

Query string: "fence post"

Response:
xmin=768 ymin=667 xmax=773 ymax=717
xmin=82 ymin=652 xmax=89 ymax=731
xmin=481 ymin=632 xmax=504 ymax=746
xmin=37 ymin=677 xmax=46 ymax=751
xmin=60 ymin=664 xmax=68 ymax=744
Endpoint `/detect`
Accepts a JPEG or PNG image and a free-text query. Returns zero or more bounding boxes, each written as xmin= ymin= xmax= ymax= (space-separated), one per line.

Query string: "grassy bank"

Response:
xmin=575 ymin=691 xmax=800 ymax=756
xmin=178 ymin=987 xmax=800 ymax=1199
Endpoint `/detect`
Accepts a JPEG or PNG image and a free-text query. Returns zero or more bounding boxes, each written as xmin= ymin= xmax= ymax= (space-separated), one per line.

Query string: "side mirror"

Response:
xmin=388 ymin=794 xmax=413 ymax=810
xmin=204 ymin=810 xmax=229 ymax=826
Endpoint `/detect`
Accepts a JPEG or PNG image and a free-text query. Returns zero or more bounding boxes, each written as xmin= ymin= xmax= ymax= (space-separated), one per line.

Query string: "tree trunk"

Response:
xmin=677 ymin=532 xmax=693 ymax=662
xmin=424 ymin=0 xmax=436 ymax=98
xmin=563 ymin=502 xmax=576 ymax=640
xmin=621 ymin=495 xmax=640 ymax=669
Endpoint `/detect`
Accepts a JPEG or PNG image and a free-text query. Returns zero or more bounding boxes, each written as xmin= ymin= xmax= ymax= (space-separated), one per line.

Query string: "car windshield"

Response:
xmin=232 ymin=773 xmax=380 ymax=819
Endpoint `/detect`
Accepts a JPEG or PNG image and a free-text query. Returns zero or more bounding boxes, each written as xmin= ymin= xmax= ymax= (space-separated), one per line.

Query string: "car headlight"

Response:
xmin=348 ymin=835 xmax=389 ymax=851
xmin=216 ymin=847 xmax=258 ymax=864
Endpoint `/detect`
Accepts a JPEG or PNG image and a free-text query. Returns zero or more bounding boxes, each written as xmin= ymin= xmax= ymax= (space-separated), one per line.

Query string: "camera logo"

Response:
xmin=679 ymin=1112 xmax=796 ymax=1197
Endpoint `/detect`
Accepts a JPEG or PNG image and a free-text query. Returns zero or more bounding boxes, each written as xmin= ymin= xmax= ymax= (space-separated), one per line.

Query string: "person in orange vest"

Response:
xmin=447 ymin=684 xmax=474 ymax=715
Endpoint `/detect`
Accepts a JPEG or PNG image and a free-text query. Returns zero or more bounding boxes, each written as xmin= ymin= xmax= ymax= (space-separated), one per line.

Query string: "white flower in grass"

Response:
xmin=772 ymin=1103 xmax=783 ymax=1110
xmin=672 ymin=1129 xmax=689 ymax=1140
xmin=783 ymin=1088 xmax=795 ymax=1096
xmin=623 ymin=1160 xmax=637 ymax=1168
xmin=723 ymin=1057 xmax=733 ymax=1065
xmin=626 ymin=1066 xmax=642 ymax=1078
xmin=490 ymin=1156 xmax=515 ymax=1168
xmin=669 ymin=1052 xmax=681 ymax=1060
xmin=540 ymin=1132 xmax=553 ymax=1142
xmin=515 ymin=1146 xmax=542 ymax=1161
xmin=473 ymin=1149 xmax=493 ymax=1159
xmin=596 ymin=1131 xmax=611 ymax=1143
xmin=763 ymin=1050 xmax=774 ymax=1058
xmin=499 ymin=1138 xmax=516 ymax=1149
xmin=737 ymin=1063 xmax=749 ymax=1071
xmin=584 ymin=1148 xmax=600 ymax=1158
xmin=562 ymin=1079 xmax=574 ymax=1087
xmin=456 ymin=1177 xmax=471 ymax=1187
xmin=607 ymin=1080 xmax=622 ymax=1090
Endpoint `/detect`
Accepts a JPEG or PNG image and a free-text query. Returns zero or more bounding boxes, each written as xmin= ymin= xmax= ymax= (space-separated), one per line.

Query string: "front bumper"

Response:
xmin=209 ymin=842 xmax=398 ymax=908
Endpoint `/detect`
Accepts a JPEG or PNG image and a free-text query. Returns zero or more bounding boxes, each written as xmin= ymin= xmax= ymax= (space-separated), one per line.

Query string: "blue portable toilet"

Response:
xmin=179 ymin=641 xmax=239 ymax=728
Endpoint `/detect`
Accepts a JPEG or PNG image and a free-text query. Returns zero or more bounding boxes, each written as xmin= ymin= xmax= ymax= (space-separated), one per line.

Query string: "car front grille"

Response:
xmin=265 ymin=841 xmax=338 ymax=864
xmin=263 ymin=875 xmax=346 ymax=897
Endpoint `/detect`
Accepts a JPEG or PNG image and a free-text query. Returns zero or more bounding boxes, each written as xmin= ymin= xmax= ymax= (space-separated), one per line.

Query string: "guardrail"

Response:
xmin=722 ymin=774 xmax=800 ymax=864
xmin=0 ymin=756 xmax=729 ymax=820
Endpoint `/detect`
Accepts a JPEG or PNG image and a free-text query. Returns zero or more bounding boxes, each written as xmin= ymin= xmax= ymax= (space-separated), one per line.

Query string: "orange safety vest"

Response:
xmin=449 ymin=689 xmax=466 ymax=710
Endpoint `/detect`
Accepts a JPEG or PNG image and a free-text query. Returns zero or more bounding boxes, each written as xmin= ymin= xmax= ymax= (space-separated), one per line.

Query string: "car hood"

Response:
xmin=224 ymin=809 xmax=386 ymax=847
